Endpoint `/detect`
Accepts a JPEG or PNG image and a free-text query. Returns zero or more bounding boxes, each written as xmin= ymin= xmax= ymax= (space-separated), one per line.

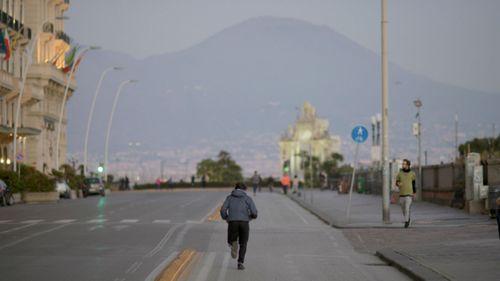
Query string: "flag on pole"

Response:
xmin=0 ymin=29 xmax=11 ymax=61
xmin=63 ymin=45 xmax=79 ymax=73
xmin=64 ymin=45 xmax=78 ymax=66
xmin=10 ymin=28 xmax=22 ymax=53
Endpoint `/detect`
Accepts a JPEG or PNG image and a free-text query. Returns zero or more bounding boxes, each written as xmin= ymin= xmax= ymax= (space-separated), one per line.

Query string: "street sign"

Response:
xmin=351 ymin=126 xmax=368 ymax=143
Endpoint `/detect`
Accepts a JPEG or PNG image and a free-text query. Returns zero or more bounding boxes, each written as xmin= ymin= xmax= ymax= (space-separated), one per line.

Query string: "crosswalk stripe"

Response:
xmin=87 ymin=219 xmax=107 ymax=223
xmin=21 ymin=220 xmax=44 ymax=224
xmin=153 ymin=220 xmax=171 ymax=224
xmin=54 ymin=219 xmax=76 ymax=224
xmin=120 ymin=219 xmax=138 ymax=223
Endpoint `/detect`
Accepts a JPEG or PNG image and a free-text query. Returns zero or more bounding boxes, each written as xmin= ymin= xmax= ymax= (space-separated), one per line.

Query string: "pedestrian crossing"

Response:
xmin=0 ymin=218 xmax=201 ymax=225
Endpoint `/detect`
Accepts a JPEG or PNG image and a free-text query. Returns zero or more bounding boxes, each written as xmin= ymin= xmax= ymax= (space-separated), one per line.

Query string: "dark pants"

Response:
xmin=282 ymin=185 xmax=288 ymax=195
xmin=496 ymin=208 xmax=500 ymax=239
xmin=227 ymin=221 xmax=249 ymax=263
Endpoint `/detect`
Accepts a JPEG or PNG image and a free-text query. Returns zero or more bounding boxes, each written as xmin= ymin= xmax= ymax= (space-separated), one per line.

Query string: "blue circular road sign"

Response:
xmin=351 ymin=126 xmax=368 ymax=143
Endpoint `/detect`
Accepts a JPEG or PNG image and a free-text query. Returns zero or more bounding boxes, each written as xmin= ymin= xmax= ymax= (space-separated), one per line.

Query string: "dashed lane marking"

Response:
xmin=153 ymin=220 xmax=172 ymax=224
xmin=120 ymin=219 xmax=139 ymax=223
xmin=87 ymin=219 xmax=108 ymax=223
xmin=21 ymin=219 xmax=44 ymax=224
xmin=54 ymin=219 xmax=76 ymax=224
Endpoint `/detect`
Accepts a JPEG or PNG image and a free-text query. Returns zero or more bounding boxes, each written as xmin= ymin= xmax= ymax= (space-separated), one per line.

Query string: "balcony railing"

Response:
xmin=0 ymin=10 xmax=32 ymax=39
xmin=56 ymin=31 xmax=71 ymax=45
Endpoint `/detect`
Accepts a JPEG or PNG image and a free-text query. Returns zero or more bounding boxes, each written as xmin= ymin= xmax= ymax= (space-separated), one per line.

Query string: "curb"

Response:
xmin=376 ymin=249 xmax=450 ymax=281
xmin=289 ymin=194 xmax=400 ymax=229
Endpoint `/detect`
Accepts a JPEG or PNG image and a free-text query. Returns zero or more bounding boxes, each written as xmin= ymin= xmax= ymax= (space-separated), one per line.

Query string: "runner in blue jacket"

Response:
xmin=220 ymin=183 xmax=258 ymax=270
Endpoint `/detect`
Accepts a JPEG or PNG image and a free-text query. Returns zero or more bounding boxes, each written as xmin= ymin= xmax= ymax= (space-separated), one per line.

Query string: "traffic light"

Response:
xmin=97 ymin=163 xmax=104 ymax=173
xmin=283 ymin=160 xmax=290 ymax=173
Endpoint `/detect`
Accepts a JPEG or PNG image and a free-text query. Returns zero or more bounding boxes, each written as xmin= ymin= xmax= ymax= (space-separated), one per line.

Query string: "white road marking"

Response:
xmin=144 ymin=251 xmax=179 ymax=281
xmin=113 ymin=225 xmax=129 ymax=231
xmin=0 ymin=223 xmax=35 ymax=234
xmin=0 ymin=220 xmax=11 ymax=223
xmin=87 ymin=219 xmax=107 ymax=223
xmin=186 ymin=220 xmax=203 ymax=224
xmin=120 ymin=219 xmax=138 ymax=223
xmin=89 ymin=225 xmax=104 ymax=231
xmin=153 ymin=219 xmax=171 ymax=224
xmin=201 ymin=201 xmax=223 ymax=222
xmin=0 ymin=224 xmax=67 ymax=250
xmin=284 ymin=200 xmax=309 ymax=225
xmin=216 ymin=252 xmax=230 ymax=281
xmin=21 ymin=219 xmax=44 ymax=224
xmin=144 ymin=224 xmax=180 ymax=258
xmin=194 ymin=252 xmax=216 ymax=281
xmin=125 ymin=261 xmax=142 ymax=274
xmin=54 ymin=219 xmax=76 ymax=224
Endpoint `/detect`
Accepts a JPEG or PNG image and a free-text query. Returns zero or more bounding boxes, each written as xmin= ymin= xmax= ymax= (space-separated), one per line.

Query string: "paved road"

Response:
xmin=184 ymin=191 xmax=409 ymax=281
xmin=0 ymin=190 xmax=409 ymax=281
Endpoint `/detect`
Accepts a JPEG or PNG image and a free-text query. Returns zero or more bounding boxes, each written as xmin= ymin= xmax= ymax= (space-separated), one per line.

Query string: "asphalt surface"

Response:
xmin=0 ymin=190 xmax=409 ymax=281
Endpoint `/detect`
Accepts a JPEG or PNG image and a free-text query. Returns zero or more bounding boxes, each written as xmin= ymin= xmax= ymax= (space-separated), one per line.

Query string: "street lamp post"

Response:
xmin=104 ymin=79 xmax=137 ymax=181
xmin=83 ymin=66 xmax=122 ymax=175
xmin=12 ymin=17 xmax=68 ymax=172
xmin=381 ymin=0 xmax=391 ymax=223
xmin=55 ymin=45 xmax=100 ymax=170
xmin=414 ymin=98 xmax=423 ymax=201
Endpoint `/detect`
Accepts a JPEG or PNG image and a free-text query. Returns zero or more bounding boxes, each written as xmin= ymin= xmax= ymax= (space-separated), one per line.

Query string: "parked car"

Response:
xmin=55 ymin=180 xmax=71 ymax=199
xmin=83 ymin=177 xmax=105 ymax=197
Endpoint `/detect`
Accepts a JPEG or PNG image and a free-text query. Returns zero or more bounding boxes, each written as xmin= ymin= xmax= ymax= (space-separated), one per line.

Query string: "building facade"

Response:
xmin=278 ymin=102 xmax=341 ymax=179
xmin=0 ymin=0 xmax=73 ymax=173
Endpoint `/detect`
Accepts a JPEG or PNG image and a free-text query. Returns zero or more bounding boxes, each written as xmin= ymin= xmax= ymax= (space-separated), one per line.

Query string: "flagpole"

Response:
xmin=55 ymin=46 xmax=99 ymax=170
xmin=12 ymin=30 xmax=38 ymax=172
xmin=12 ymin=17 xmax=68 ymax=172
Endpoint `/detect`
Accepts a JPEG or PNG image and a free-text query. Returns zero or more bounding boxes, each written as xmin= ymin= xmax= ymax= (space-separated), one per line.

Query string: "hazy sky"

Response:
xmin=66 ymin=0 xmax=500 ymax=94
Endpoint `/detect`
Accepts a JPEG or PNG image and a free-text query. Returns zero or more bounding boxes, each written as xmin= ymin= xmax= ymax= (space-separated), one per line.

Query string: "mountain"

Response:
xmin=67 ymin=16 xmax=500 ymax=176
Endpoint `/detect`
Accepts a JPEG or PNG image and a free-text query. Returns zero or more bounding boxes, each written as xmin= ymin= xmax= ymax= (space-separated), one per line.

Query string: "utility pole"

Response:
xmin=381 ymin=0 xmax=391 ymax=223
xmin=455 ymin=114 xmax=458 ymax=161
xmin=414 ymin=98 xmax=422 ymax=201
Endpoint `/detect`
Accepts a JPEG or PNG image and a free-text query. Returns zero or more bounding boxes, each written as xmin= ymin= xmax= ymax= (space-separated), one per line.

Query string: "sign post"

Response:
xmin=346 ymin=126 xmax=368 ymax=221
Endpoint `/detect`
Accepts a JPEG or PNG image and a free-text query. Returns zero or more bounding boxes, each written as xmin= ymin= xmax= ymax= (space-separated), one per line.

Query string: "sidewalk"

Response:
xmin=288 ymin=189 xmax=500 ymax=281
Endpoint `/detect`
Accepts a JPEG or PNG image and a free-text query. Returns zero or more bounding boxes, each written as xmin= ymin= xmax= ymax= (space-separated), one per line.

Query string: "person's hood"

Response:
xmin=231 ymin=189 xmax=247 ymax=198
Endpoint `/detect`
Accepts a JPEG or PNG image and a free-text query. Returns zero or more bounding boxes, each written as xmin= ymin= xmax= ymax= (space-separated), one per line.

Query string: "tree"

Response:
xmin=321 ymin=152 xmax=344 ymax=178
xmin=458 ymin=135 xmax=500 ymax=159
xmin=196 ymin=150 xmax=243 ymax=183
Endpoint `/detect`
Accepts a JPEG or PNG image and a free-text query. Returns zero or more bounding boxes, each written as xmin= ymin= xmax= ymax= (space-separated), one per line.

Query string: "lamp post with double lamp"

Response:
xmin=12 ymin=16 xmax=68 ymax=172
xmin=104 ymin=79 xmax=138 ymax=181
xmin=413 ymin=98 xmax=423 ymax=201
xmin=83 ymin=66 xmax=123 ymax=175
xmin=54 ymin=46 xmax=100 ymax=170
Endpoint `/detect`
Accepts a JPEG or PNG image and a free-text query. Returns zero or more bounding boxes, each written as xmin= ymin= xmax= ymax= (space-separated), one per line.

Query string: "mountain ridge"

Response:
xmin=67 ymin=16 xmax=500 ymax=175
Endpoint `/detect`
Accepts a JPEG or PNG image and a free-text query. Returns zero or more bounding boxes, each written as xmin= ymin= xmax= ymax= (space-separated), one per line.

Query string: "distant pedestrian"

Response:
xmin=319 ymin=172 xmax=327 ymax=191
xmin=124 ymin=176 xmax=130 ymax=190
xmin=191 ymin=175 xmax=195 ymax=186
xmin=292 ymin=174 xmax=300 ymax=195
xmin=395 ymin=159 xmax=416 ymax=228
xmin=201 ymin=175 xmax=206 ymax=188
xmin=155 ymin=177 xmax=161 ymax=189
xmin=496 ymin=196 xmax=500 ymax=239
xmin=267 ymin=176 xmax=274 ymax=192
xmin=281 ymin=174 xmax=290 ymax=195
xmin=220 ymin=183 xmax=258 ymax=270
xmin=251 ymin=171 xmax=261 ymax=196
